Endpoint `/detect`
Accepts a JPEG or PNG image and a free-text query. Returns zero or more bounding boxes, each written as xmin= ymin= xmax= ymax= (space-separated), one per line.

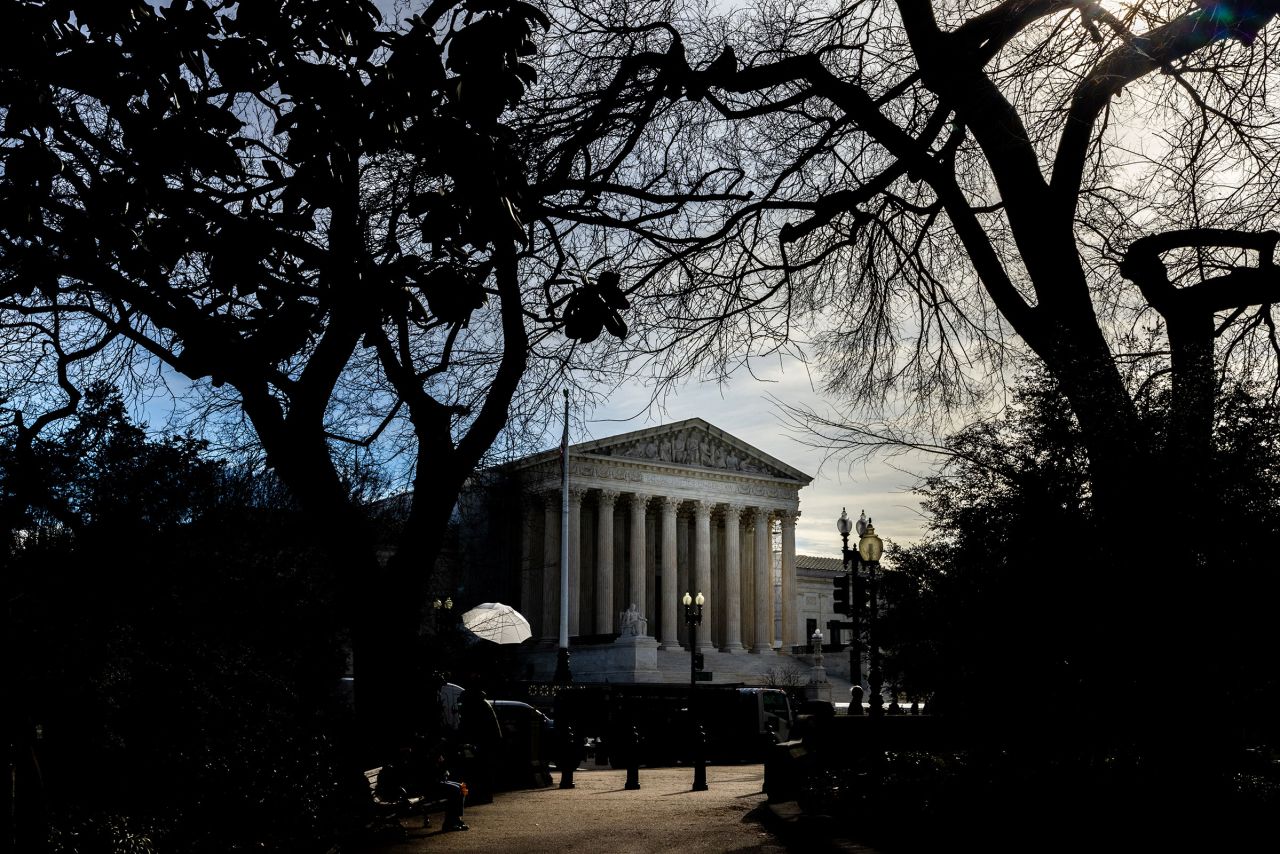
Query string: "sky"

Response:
xmin=564 ymin=354 xmax=938 ymax=557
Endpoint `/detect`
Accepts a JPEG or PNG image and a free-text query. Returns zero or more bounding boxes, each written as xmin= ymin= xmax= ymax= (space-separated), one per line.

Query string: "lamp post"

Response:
xmin=856 ymin=515 xmax=884 ymax=717
xmin=683 ymin=591 xmax=708 ymax=791
xmin=431 ymin=596 xmax=454 ymax=631
xmin=836 ymin=510 xmax=862 ymax=710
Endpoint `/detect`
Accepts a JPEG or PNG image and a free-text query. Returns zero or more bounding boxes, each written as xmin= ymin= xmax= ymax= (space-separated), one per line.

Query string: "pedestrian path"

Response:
xmin=364 ymin=764 xmax=790 ymax=853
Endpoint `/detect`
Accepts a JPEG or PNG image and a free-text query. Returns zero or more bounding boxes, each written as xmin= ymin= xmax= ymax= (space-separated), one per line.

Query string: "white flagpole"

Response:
xmin=559 ymin=389 xmax=570 ymax=653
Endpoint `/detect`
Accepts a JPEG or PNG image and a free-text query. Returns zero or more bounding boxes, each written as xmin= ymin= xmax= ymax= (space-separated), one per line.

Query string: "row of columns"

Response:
xmin=523 ymin=489 xmax=800 ymax=652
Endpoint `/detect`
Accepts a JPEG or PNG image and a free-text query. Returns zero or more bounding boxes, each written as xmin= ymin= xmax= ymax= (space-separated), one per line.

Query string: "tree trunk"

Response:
xmin=1018 ymin=295 xmax=1197 ymax=754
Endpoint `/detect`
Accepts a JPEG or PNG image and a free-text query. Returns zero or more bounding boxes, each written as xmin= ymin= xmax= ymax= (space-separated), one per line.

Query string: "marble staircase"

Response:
xmin=522 ymin=638 xmax=856 ymax=698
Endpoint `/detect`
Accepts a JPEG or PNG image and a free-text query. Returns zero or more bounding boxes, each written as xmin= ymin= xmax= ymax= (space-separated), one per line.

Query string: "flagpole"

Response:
xmin=554 ymin=388 xmax=573 ymax=683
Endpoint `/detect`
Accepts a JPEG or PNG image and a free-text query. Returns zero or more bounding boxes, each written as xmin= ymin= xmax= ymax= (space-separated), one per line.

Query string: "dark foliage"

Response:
xmin=880 ymin=373 xmax=1280 ymax=747
xmin=0 ymin=0 xmax=633 ymax=761
xmin=4 ymin=387 xmax=358 ymax=852
xmin=799 ymin=745 xmax=1279 ymax=853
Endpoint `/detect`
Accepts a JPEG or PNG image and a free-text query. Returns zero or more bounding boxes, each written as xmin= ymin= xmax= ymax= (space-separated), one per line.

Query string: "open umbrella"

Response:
xmin=459 ymin=602 xmax=532 ymax=645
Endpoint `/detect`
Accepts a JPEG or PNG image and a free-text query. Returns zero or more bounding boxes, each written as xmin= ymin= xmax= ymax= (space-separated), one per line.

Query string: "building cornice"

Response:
xmin=505 ymin=418 xmax=814 ymax=485
xmin=520 ymin=453 xmax=802 ymax=508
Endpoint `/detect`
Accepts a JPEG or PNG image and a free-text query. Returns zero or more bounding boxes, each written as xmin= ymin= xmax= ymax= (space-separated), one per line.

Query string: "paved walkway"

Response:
xmin=365 ymin=764 xmax=795 ymax=853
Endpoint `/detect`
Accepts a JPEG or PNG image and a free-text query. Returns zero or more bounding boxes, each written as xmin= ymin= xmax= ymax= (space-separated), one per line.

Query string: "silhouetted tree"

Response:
xmin=522 ymin=0 xmax=1280 ymax=753
xmin=879 ymin=373 xmax=1280 ymax=750
xmin=3 ymin=384 xmax=358 ymax=851
xmin=0 ymin=0 xmax=639 ymax=753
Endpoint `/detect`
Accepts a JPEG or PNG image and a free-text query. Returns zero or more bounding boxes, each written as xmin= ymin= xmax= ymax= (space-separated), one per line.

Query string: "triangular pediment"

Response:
xmin=572 ymin=419 xmax=812 ymax=483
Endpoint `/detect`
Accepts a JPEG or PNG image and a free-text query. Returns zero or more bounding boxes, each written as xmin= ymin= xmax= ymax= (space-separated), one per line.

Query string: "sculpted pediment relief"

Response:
xmin=585 ymin=426 xmax=790 ymax=479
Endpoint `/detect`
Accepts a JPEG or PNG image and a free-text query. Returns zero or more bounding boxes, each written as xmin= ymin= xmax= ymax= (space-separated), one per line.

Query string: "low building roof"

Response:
xmin=796 ymin=554 xmax=844 ymax=576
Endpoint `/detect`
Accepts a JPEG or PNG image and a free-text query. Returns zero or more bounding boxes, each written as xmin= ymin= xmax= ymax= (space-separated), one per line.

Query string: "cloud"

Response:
xmin=579 ymin=355 xmax=934 ymax=551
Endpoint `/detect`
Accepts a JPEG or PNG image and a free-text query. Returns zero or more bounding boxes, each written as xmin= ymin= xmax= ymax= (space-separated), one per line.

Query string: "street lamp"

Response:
xmin=836 ymin=509 xmax=862 ymax=713
xmin=857 ymin=515 xmax=884 ymax=717
xmin=431 ymin=596 xmax=454 ymax=631
xmin=683 ymin=592 xmax=708 ymax=791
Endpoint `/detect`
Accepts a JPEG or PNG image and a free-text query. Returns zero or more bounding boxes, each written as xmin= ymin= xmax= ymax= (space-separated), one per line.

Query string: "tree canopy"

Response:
xmin=3 ymin=384 xmax=354 ymax=851
xmin=519 ymin=1 xmax=1280 ymax=736
xmin=532 ymin=0 xmax=1280 ymax=521
xmin=880 ymin=372 xmax=1280 ymax=742
xmin=0 ymin=0 xmax=643 ymax=750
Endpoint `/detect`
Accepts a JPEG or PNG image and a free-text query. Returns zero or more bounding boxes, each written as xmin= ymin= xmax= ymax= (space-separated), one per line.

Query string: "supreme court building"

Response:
xmin=489 ymin=418 xmax=820 ymax=684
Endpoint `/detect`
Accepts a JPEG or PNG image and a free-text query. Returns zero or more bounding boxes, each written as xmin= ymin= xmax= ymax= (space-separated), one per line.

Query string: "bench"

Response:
xmin=364 ymin=766 xmax=452 ymax=827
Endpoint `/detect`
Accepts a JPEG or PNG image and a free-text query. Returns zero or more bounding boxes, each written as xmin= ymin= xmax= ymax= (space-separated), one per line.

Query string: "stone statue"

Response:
xmin=700 ymin=439 xmax=714 ymax=467
xmin=619 ymin=603 xmax=648 ymax=637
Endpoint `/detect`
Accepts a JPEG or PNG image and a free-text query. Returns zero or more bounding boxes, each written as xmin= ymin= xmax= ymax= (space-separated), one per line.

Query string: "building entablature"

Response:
xmin=511 ymin=418 xmax=812 ymax=514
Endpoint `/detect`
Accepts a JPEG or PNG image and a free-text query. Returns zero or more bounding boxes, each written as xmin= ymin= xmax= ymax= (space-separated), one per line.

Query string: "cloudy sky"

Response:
xmin=568 ymin=353 xmax=938 ymax=557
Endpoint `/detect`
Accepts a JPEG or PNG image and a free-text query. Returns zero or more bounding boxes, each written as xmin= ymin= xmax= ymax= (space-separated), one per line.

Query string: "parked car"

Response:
xmin=488 ymin=700 xmax=555 ymax=789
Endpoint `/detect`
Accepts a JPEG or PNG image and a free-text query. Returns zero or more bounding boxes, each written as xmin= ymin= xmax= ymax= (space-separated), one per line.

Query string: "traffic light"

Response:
xmin=832 ymin=573 xmax=851 ymax=616
xmin=852 ymin=573 xmax=867 ymax=611
xmin=693 ymin=652 xmax=705 ymax=672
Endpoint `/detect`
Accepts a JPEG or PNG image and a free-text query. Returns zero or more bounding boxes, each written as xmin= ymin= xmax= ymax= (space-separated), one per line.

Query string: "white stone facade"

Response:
xmin=508 ymin=419 xmax=816 ymax=683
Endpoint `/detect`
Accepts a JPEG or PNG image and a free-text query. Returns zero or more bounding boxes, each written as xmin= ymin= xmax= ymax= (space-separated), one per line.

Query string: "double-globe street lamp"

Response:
xmin=858 ymin=516 xmax=884 ymax=717
xmin=431 ymin=595 xmax=454 ymax=631
xmin=682 ymin=592 xmax=708 ymax=791
xmin=835 ymin=510 xmax=861 ymax=712
xmin=834 ymin=509 xmax=885 ymax=716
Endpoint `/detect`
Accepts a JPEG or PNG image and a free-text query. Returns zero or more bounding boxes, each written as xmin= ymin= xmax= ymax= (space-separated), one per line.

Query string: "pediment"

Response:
xmin=575 ymin=419 xmax=811 ymax=483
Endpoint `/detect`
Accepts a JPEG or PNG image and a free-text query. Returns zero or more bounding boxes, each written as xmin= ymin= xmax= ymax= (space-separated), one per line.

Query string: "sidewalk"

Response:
xmin=361 ymin=764 xmax=805 ymax=853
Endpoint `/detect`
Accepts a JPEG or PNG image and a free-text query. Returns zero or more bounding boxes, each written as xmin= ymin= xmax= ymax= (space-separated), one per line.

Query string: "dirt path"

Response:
xmin=367 ymin=764 xmax=790 ymax=853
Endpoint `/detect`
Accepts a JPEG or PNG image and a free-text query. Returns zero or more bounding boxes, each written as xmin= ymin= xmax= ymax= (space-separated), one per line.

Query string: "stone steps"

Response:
xmin=522 ymin=639 xmax=856 ymax=698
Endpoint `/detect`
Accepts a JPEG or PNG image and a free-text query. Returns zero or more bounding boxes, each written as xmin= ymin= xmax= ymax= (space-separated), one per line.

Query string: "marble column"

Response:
xmin=541 ymin=492 xmax=560 ymax=643
xmin=781 ymin=510 xmax=799 ymax=646
xmin=613 ymin=506 xmax=626 ymax=619
xmin=645 ymin=512 xmax=657 ymax=627
xmin=709 ymin=513 xmax=721 ymax=647
xmin=628 ymin=492 xmax=649 ymax=635
xmin=740 ymin=524 xmax=754 ymax=650
xmin=595 ymin=489 xmax=619 ymax=635
xmin=659 ymin=497 xmax=681 ymax=649
xmin=580 ymin=504 xmax=593 ymax=634
xmin=752 ymin=507 xmax=772 ymax=653
xmin=568 ymin=487 xmax=585 ymax=636
xmin=676 ymin=513 xmax=690 ymax=639
xmin=721 ymin=504 xmax=744 ymax=652
xmin=693 ymin=499 xmax=713 ymax=652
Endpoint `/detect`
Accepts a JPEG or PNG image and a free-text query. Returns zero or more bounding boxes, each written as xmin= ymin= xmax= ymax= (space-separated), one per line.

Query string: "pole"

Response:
xmin=690 ymin=617 xmax=707 ymax=791
xmin=842 ymin=531 xmax=863 ymax=713
xmin=689 ymin=620 xmax=697 ymax=685
xmin=685 ymin=596 xmax=707 ymax=791
xmin=554 ymin=389 xmax=572 ymax=683
xmin=868 ymin=561 xmax=882 ymax=718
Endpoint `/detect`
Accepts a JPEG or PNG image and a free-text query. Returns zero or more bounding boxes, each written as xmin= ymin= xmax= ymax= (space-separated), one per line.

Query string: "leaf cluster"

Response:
xmin=0 ymin=0 xmax=563 ymax=388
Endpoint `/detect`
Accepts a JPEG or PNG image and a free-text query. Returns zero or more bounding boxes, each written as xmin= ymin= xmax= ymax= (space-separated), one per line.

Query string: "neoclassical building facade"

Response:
xmin=505 ymin=419 xmax=815 ymax=683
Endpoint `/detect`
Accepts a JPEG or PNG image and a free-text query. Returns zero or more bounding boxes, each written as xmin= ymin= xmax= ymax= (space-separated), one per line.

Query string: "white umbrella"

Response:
xmin=459 ymin=602 xmax=532 ymax=645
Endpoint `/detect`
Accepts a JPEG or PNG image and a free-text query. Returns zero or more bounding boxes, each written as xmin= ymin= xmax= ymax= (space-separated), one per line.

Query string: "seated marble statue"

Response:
xmin=619 ymin=603 xmax=648 ymax=637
